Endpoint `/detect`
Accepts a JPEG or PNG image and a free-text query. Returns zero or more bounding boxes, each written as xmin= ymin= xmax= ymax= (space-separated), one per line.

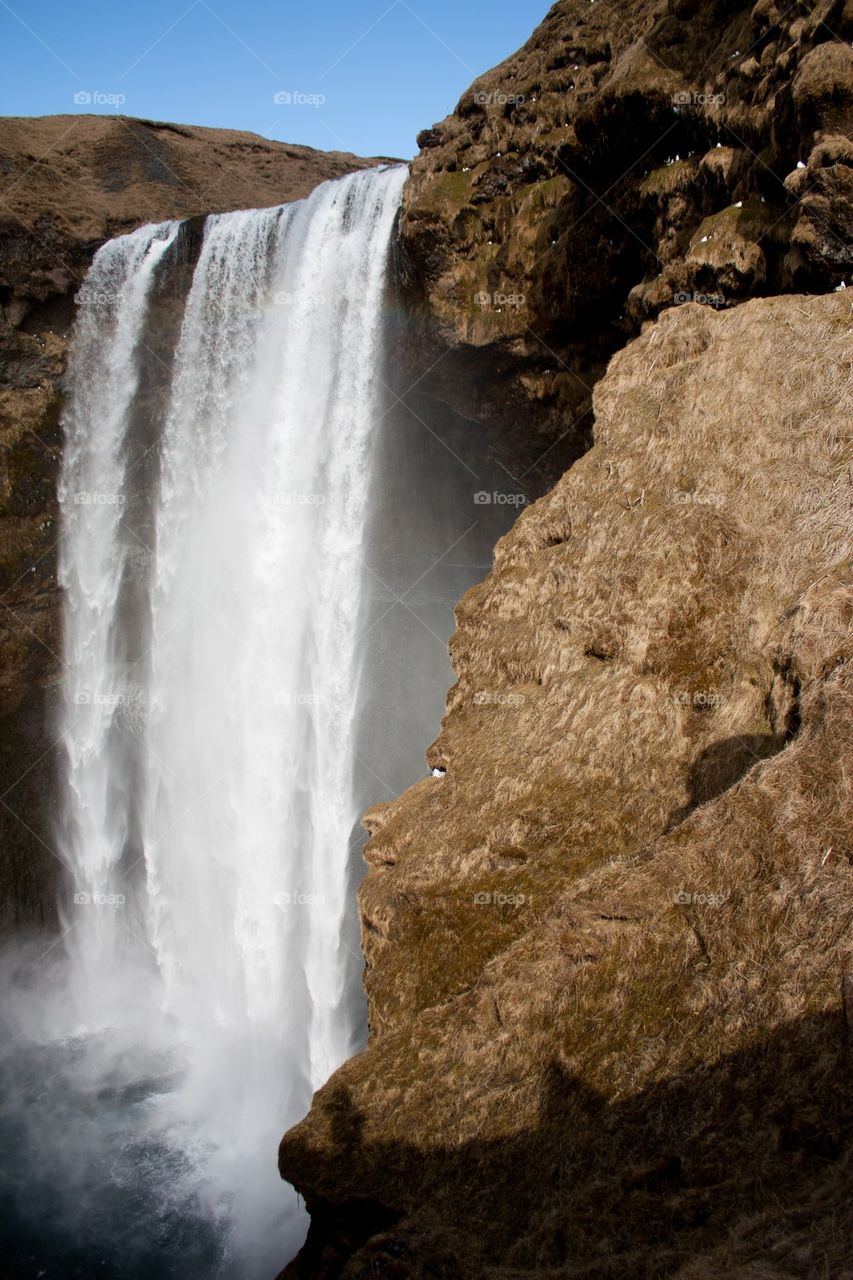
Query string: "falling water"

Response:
xmin=58 ymin=219 xmax=181 ymax=1008
xmin=49 ymin=165 xmax=409 ymax=1276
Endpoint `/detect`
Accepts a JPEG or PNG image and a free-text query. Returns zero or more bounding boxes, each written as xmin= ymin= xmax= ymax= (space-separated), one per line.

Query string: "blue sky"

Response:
xmin=0 ymin=0 xmax=549 ymax=158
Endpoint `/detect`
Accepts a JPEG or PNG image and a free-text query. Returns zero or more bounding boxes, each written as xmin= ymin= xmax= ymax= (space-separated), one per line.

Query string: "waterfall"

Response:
xmin=58 ymin=220 xmax=181 ymax=1006
xmin=53 ymin=165 xmax=409 ymax=1276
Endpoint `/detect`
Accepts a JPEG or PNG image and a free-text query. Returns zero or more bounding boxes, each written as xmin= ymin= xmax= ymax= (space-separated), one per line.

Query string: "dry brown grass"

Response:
xmin=281 ymin=294 xmax=853 ymax=1279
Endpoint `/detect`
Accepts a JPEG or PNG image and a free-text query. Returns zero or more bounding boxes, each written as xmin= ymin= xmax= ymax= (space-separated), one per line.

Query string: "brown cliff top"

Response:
xmin=0 ymin=113 xmax=399 ymax=295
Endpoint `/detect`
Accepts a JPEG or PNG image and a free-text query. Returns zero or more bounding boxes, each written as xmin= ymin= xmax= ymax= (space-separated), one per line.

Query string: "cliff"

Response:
xmin=280 ymin=290 xmax=853 ymax=1279
xmin=278 ymin=1 xmax=853 ymax=1274
xmin=396 ymin=0 xmax=852 ymax=483
xmin=0 ymin=115 xmax=387 ymax=925
xmin=0 ymin=9 xmax=850 ymax=1274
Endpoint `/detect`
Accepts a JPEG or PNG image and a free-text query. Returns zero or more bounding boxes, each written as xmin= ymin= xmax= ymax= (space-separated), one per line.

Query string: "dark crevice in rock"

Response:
xmin=277 ymin=1198 xmax=402 ymax=1280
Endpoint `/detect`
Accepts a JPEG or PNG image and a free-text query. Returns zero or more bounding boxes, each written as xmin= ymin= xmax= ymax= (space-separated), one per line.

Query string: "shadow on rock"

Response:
xmin=668 ymin=732 xmax=786 ymax=829
xmin=279 ymin=1009 xmax=852 ymax=1278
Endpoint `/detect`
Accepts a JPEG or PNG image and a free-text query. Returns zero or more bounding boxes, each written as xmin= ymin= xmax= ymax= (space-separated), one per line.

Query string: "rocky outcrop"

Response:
xmin=279 ymin=8 xmax=852 ymax=1272
xmin=0 ymin=14 xmax=850 ymax=1272
xmin=0 ymin=115 xmax=388 ymax=924
xmin=397 ymin=0 xmax=853 ymax=483
xmin=280 ymin=291 xmax=853 ymax=1278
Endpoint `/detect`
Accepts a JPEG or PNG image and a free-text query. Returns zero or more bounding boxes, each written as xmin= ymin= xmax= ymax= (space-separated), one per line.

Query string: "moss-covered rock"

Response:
xmin=280 ymin=294 xmax=853 ymax=1280
xmin=396 ymin=0 xmax=853 ymax=482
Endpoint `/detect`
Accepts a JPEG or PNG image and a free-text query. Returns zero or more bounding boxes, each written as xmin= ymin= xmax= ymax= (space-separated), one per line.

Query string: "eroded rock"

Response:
xmin=397 ymin=0 xmax=853 ymax=476
xmin=280 ymin=293 xmax=853 ymax=1279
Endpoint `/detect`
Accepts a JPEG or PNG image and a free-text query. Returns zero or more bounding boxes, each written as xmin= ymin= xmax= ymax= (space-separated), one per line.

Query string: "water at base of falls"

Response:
xmin=0 ymin=165 xmax=524 ymax=1279
xmin=0 ymin=970 xmax=224 ymax=1279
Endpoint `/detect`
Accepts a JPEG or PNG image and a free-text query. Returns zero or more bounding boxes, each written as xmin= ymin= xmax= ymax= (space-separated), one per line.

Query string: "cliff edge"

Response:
xmin=280 ymin=289 xmax=852 ymax=1279
xmin=396 ymin=0 xmax=852 ymax=480
xmin=277 ymin=6 xmax=852 ymax=1271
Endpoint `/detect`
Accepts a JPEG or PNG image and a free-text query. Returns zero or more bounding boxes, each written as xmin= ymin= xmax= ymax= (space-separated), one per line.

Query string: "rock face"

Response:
xmin=397 ymin=0 xmax=853 ymax=483
xmin=1 ymin=11 xmax=851 ymax=1273
xmin=280 ymin=291 xmax=853 ymax=1278
xmin=279 ymin=8 xmax=853 ymax=1274
xmin=0 ymin=115 xmax=388 ymax=925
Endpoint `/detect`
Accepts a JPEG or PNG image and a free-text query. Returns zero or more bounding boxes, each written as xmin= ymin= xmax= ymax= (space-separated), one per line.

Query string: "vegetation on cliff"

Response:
xmin=279 ymin=2 xmax=853 ymax=1274
xmin=281 ymin=290 xmax=853 ymax=1280
xmin=397 ymin=0 xmax=852 ymax=482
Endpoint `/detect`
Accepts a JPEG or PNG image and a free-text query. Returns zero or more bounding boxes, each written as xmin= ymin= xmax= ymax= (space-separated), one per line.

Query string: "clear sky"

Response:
xmin=0 ymin=0 xmax=550 ymax=159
